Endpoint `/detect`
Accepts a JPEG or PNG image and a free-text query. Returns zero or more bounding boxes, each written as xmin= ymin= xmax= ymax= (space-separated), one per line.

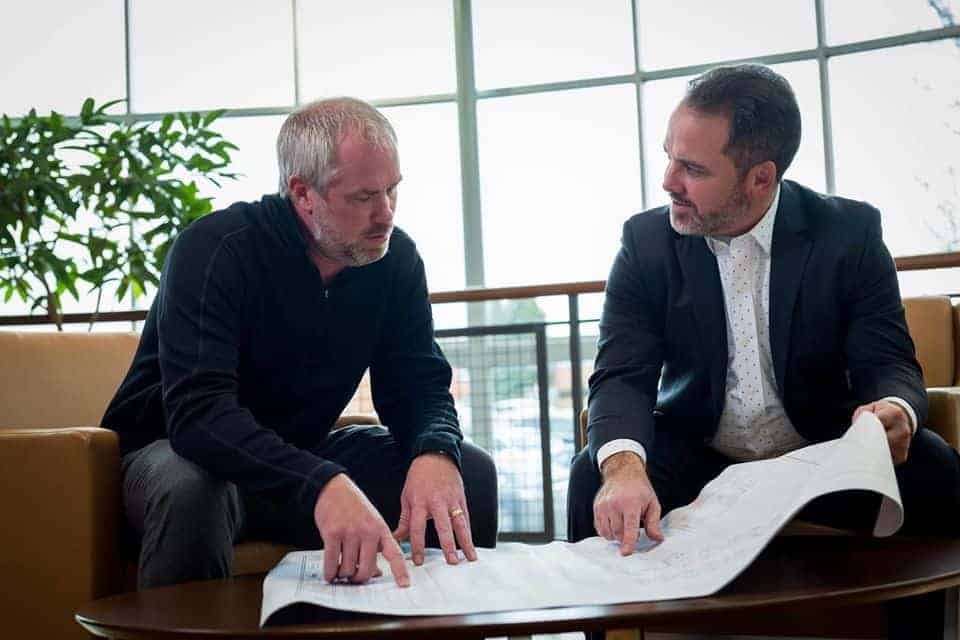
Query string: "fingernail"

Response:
xmin=414 ymin=553 xmax=423 ymax=565
xmin=447 ymin=552 xmax=459 ymax=564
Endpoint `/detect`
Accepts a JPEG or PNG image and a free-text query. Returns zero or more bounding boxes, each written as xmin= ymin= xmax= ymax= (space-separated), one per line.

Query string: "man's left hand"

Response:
xmin=392 ymin=452 xmax=478 ymax=566
xmin=853 ymin=400 xmax=912 ymax=465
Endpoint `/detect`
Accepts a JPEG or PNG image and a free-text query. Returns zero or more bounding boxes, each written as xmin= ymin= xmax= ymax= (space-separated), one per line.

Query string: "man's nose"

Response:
xmin=372 ymin=193 xmax=394 ymax=223
xmin=662 ymin=160 xmax=682 ymax=195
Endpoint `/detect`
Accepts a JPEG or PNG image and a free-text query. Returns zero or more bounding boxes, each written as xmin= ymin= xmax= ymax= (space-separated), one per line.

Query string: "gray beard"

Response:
xmin=669 ymin=187 xmax=750 ymax=237
xmin=312 ymin=226 xmax=388 ymax=268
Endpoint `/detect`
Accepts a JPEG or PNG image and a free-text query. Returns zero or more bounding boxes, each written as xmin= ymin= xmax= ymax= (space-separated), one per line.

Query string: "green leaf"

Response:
xmin=81 ymin=98 xmax=94 ymax=118
xmin=116 ymin=275 xmax=129 ymax=302
xmin=202 ymin=109 xmax=226 ymax=127
xmin=95 ymin=98 xmax=126 ymax=115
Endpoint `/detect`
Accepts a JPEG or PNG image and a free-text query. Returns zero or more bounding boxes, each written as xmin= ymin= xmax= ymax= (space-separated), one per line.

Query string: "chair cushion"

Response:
xmin=233 ymin=541 xmax=299 ymax=576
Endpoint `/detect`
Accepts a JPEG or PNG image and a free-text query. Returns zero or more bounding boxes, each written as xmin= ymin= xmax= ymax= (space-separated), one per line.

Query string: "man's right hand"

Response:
xmin=594 ymin=452 xmax=664 ymax=555
xmin=314 ymin=474 xmax=411 ymax=587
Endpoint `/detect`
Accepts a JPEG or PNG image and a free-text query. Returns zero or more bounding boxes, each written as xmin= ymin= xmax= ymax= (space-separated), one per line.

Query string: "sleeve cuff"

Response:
xmin=410 ymin=432 xmax=463 ymax=471
xmin=597 ymin=438 xmax=647 ymax=470
xmin=883 ymin=396 xmax=918 ymax=434
xmin=297 ymin=461 xmax=349 ymax=516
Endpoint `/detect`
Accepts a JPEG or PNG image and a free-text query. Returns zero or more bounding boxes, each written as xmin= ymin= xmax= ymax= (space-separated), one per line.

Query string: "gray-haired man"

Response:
xmin=103 ymin=97 xmax=498 ymax=589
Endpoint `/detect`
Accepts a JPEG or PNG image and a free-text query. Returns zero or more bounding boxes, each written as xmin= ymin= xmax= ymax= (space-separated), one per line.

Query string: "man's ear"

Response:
xmin=745 ymin=160 xmax=777 ymax=198
xmin=288 ymin=177 xmax=317 ymax=216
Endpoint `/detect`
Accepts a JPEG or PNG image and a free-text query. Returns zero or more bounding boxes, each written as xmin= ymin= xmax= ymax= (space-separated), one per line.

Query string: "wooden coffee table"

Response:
xmin=77 ymin=536 xmax=960 ymax=639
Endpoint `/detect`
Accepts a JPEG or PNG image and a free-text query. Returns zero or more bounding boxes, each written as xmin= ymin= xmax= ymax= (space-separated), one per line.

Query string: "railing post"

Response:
xmin=569 ymin=293 xmax=585 ymax=452
xmin=535 ymin=324 xmax=555 ymax=541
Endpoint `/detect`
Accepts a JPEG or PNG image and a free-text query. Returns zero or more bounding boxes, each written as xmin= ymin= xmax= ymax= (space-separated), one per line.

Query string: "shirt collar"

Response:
xmin=705 ymin=183 xmax=781 ymax=256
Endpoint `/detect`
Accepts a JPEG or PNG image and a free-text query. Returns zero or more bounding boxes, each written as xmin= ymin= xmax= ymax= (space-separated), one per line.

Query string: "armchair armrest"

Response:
xmin=928 ymin=387 xmax=960 ymax=451
xmin=0 ymin=427 xmax=123 ymax=639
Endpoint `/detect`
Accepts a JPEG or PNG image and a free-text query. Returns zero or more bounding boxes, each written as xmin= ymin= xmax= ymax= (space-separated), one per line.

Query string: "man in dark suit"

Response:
xmin=567 ymin=64 xmax=960 ymax=638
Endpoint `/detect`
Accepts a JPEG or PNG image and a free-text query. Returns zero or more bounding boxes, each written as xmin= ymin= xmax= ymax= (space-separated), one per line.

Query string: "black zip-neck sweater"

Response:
xmin=101 ymin=194 xmax=461 ymax=515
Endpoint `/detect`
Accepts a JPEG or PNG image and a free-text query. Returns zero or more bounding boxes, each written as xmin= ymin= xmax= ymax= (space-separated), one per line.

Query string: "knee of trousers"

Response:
xmin=461 ymin=441 xmax=499 ymax=546
xmin=568 ymin=449 xmax=601 ymax=505
xmin=566 ymin=449 xmax=602 ymax=542
xmin=142 ymin=464 xmax=242 ymax=539
xmin=896 ymin=428 xmax=960 ymax=535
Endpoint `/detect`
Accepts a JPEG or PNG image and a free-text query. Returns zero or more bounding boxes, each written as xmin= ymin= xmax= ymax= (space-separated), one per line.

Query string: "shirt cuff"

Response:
xmin=596 ymin=438 xmax=647 ymax=470
xmin=883 ymin=396 xmax=918 ymax=435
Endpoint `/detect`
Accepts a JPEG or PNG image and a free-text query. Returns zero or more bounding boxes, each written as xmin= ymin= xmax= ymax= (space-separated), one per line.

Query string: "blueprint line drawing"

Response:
xmin=260 ymin=412 xmax=902 ymax=624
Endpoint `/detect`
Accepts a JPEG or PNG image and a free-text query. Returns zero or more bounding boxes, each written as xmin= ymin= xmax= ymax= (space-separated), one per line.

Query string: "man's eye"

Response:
xmin=355 ymin=195 xmax=372 ymax=202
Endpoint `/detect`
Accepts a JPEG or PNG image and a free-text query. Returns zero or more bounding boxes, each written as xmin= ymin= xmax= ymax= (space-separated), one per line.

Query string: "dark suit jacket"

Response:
xmin=586 ymin=180 xmax=927 ymax=464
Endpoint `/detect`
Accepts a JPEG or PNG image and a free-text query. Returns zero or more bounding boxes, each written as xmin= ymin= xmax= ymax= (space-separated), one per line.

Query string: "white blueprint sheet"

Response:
xmin=261 ymin=412 xmax=902 ymax=624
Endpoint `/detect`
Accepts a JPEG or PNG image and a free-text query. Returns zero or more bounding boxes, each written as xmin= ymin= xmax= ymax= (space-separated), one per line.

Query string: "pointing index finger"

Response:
xmin=620 ymin=508 xmax=641 ymax=555
xmin=380 ymin=533 xmax=410 ymax=588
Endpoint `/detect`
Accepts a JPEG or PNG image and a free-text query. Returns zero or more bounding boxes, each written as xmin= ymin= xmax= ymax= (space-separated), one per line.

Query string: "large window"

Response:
xmin=298 ymin=0 xmax=457 ymax=100
xmin=472 ymin=1 xmax=635 ymax=88
xmin=831 ymin=40 xmax=960 ymax=256
xmin=637 ymin=0 xmax=817 ymax=70
xmin=478 ymin=85 xmax=641 ymax=287
xmin=1 ymin=0 xmax=125 ymax=117
xmin=129 ymin=0 xmax=296 ymax=112
xmin=5 ymin=1 xmax=957 ymax=317
xmin=4 ymin=1 xmax=959 ymax=314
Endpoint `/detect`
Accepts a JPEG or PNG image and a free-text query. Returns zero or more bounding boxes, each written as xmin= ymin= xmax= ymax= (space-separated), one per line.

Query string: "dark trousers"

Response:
xmin=123 ymin=425 xmax=498 ymax=589
xmin=568 ymin=427 xmax=960 ymax=639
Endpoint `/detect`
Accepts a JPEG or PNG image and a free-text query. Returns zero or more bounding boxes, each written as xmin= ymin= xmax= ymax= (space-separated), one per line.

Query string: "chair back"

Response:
xmin=903 ymin=296 xmax=959 ymax=388
xmin=0 ymin=331 xmax=139 ymax=429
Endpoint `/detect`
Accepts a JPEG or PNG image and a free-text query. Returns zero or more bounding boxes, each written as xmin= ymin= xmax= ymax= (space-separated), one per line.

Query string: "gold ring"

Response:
xmin=449 ymin=507 xmax=465 ymax=518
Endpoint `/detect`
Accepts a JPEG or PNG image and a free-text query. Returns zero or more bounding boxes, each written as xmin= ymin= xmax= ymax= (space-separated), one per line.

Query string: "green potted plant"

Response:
xmin=0 ymin=98 xmax=238 ymax=329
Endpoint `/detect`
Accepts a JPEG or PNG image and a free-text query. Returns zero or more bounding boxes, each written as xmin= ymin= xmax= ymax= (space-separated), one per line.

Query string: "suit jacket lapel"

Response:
xmin=769 ymin=180 xmax=813 ymax=393
xmin=675 ymin=233 xmax=727 ymax=415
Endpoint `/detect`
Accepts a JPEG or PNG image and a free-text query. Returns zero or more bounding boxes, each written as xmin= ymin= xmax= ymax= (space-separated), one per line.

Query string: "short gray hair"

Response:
xmin=276 ymin=97 xmax=398 ymax=196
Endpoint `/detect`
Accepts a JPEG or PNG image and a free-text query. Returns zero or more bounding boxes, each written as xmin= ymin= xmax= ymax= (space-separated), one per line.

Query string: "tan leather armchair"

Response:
xmin=0 ymin=331 xmax=376 ymax=639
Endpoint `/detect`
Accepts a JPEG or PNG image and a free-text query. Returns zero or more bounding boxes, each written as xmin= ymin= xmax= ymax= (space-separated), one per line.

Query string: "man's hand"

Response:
xmin=594 ymin=452 xmax=664 ymax=555
xmin=392 ymin=452 xmax=478 ymax=566
xmin=314 ymin=474 xmax=410 ymax=587
xmin=853 ymin=400 xmax=912 ymax=465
